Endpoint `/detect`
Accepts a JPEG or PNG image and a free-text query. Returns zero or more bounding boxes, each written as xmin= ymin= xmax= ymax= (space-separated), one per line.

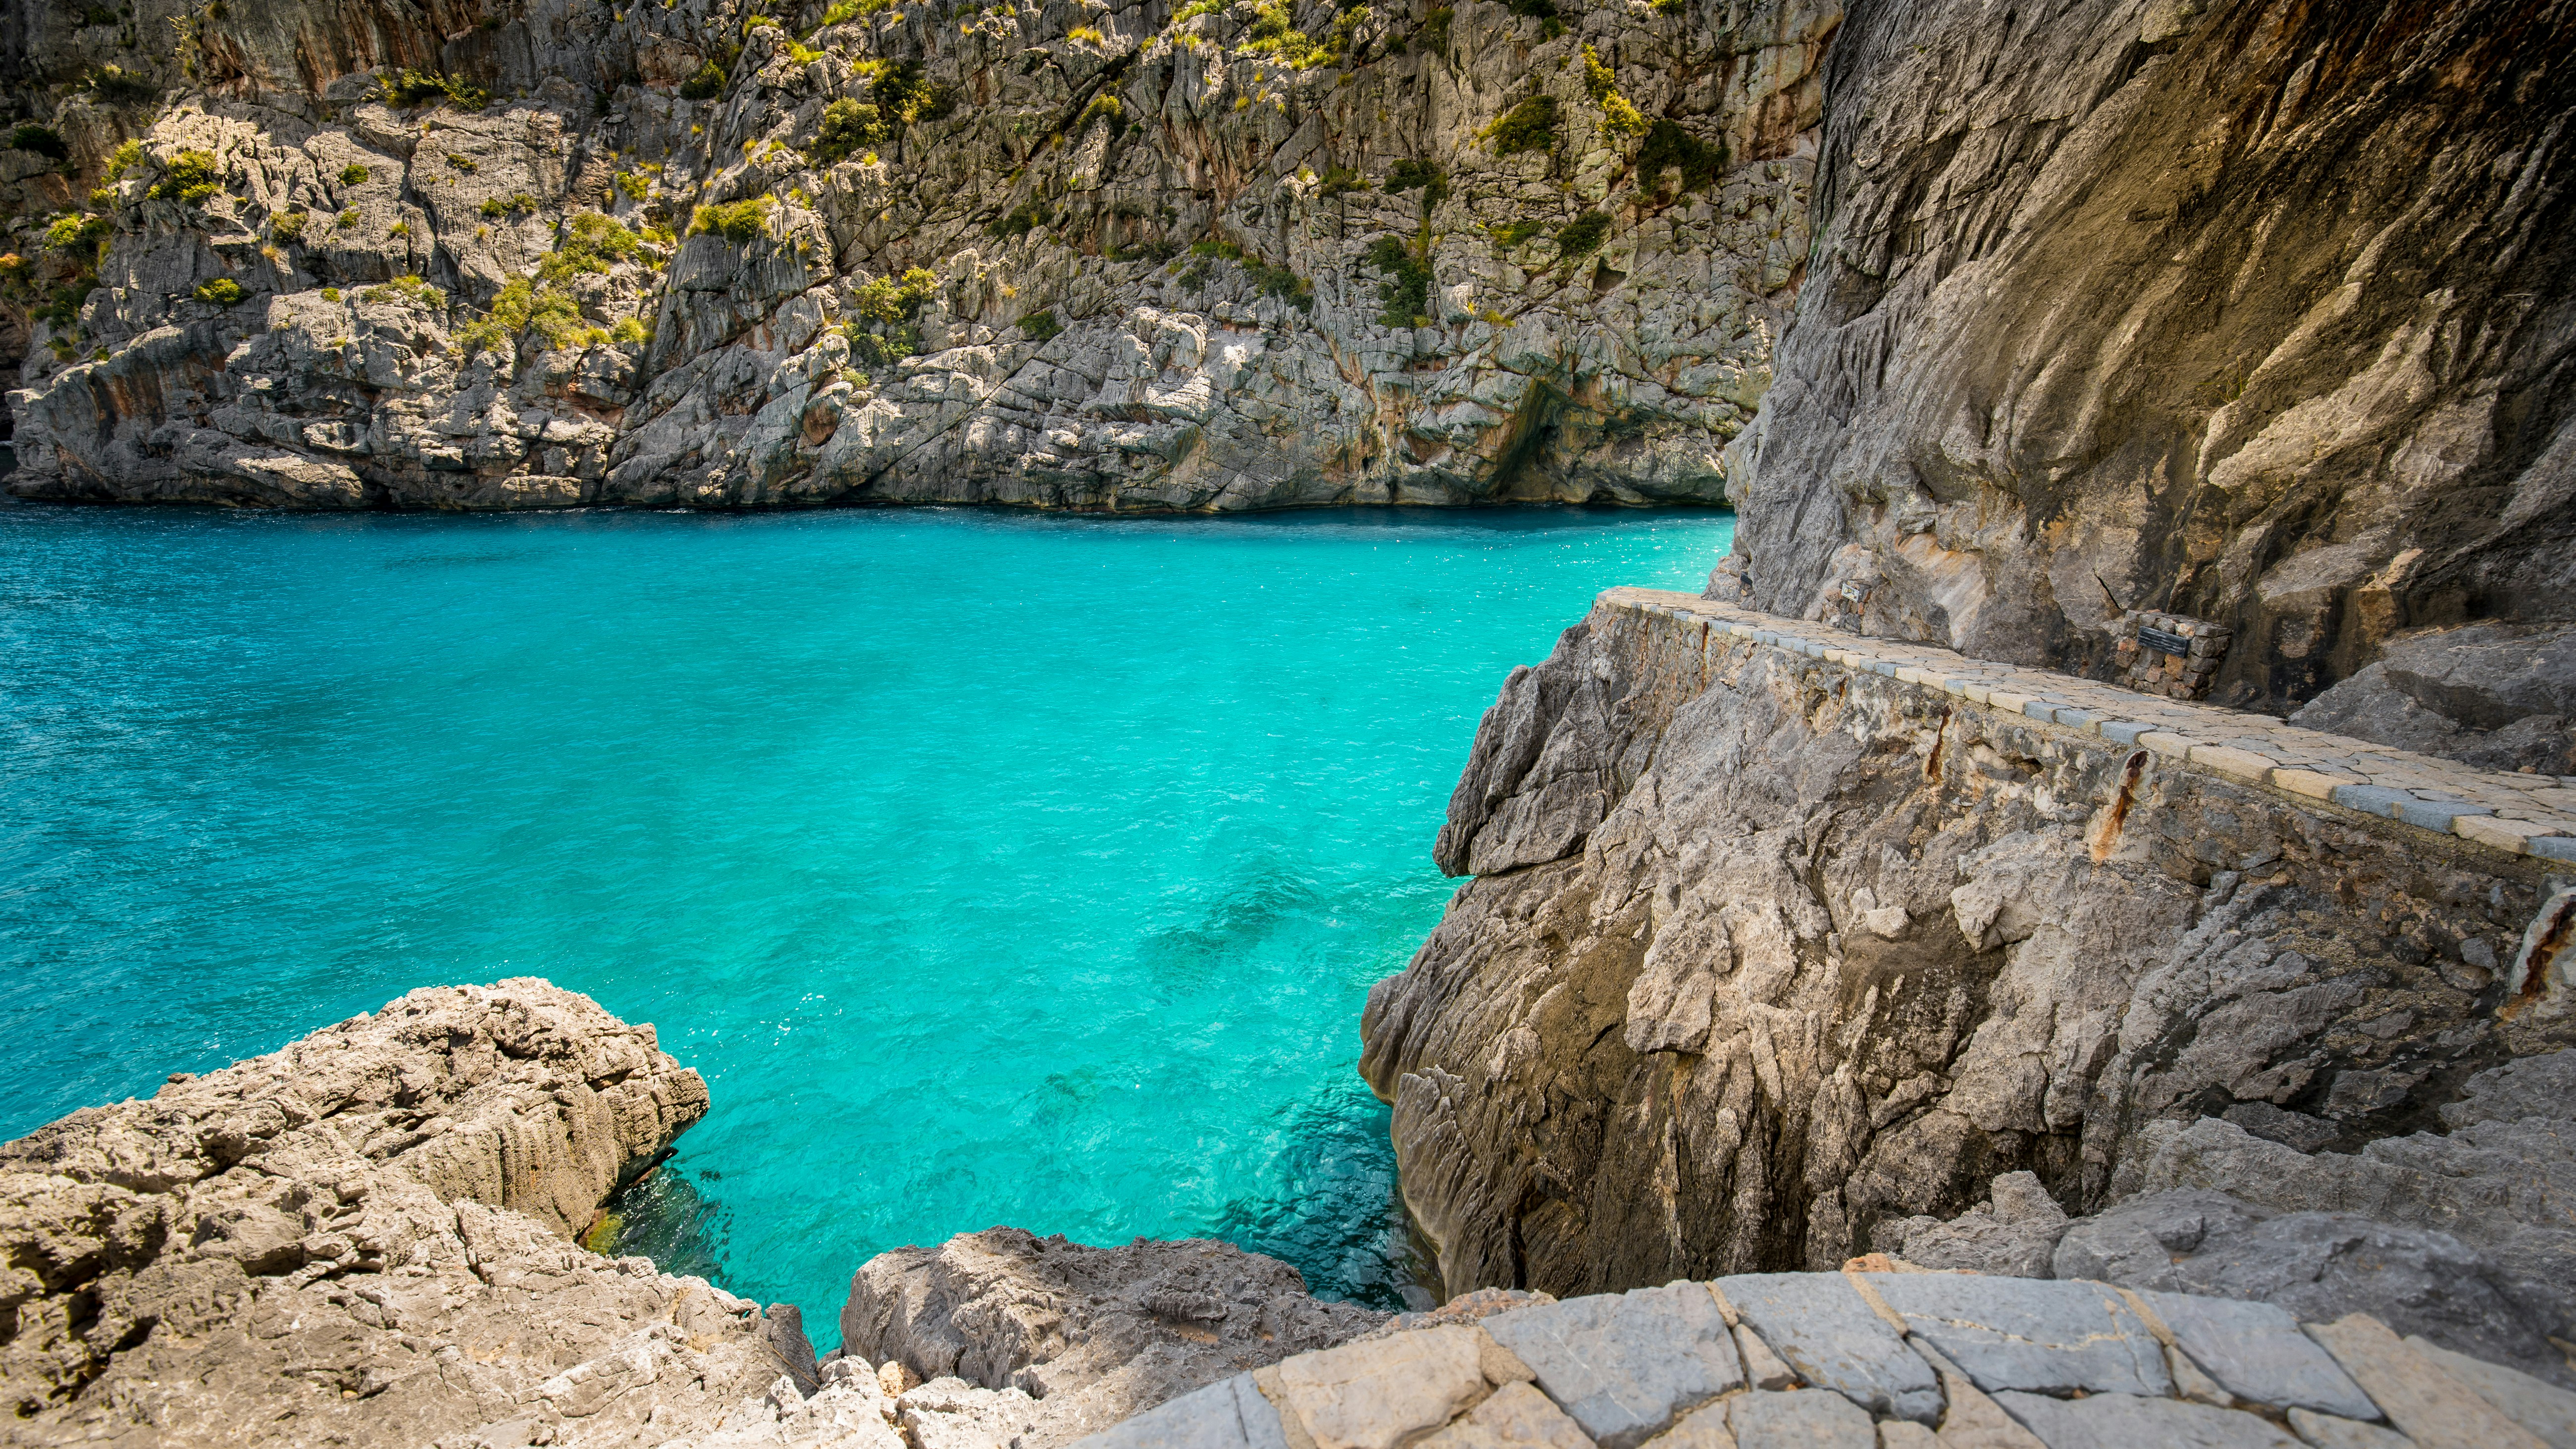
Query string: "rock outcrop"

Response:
xmin=1715 ymin=0 xmax=2576 ymax=716
xmin=840 ymin=1227 xmax=1392 ymax=1447
xmin=0 ymin=0 xmax=1834 ymax=510
xmin=0 ymin=979 xmax=813 ymax=1449
xmin=1361 ymin=589 xmax=2576 ymax=1307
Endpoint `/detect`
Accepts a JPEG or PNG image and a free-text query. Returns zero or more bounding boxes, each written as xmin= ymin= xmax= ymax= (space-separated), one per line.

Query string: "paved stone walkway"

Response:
xmin=1076 ymin=1267 xmax=2576 ymax=1449
xmin=1604 ymin=589 xmax=2576 ymax=863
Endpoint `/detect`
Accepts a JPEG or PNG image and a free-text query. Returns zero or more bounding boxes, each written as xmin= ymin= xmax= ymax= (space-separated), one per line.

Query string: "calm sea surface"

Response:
xmin=0 ymin=500 xmax=1733 ymax=1343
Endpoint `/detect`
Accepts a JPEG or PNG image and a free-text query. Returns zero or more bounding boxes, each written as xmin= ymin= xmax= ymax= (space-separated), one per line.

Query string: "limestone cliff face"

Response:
xmin=1716 ymin=0 xmax=2576 ymax=713
xmin=0 ymin=0 xmax=1831 ymax=509
xmin=1360 ymin=597 xmax=2572 ymax=1301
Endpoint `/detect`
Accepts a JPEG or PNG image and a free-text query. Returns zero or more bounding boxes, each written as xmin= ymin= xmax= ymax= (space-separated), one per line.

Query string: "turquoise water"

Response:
xmin=0 ymin=501 xmax=1731 ymax=1342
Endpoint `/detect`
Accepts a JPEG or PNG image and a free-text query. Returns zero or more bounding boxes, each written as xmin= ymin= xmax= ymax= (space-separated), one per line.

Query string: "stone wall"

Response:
xmin=1361 ymin=587 xmax=2576 ymax=1303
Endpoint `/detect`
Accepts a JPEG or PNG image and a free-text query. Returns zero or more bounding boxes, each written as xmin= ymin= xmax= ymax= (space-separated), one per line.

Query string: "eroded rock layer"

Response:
xmin=1714 ymin=0 xmax=2576 ymax=714
xmin=0 ymin=0 xmax=1834 ymax=510
xmin=0 ymin=980 xmax=808 ymax=1449
xmin=1360 ymin=591 xmax=2576 ymax=1304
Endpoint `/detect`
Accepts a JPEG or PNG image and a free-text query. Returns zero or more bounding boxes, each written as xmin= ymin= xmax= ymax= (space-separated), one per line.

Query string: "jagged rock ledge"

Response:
xmin=1361 ymin=587 xmax=2576 ymax=1316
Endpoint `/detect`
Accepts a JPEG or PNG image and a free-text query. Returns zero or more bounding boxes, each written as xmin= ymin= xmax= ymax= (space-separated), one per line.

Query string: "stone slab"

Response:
xmin=1417 ymin=1381 xmax=1594 ymax=1449
xmin=1992 ymin=1391 xmax=2301 ymax=1448
xmin=2405 ymin=1336 xmax=2576 ymax=1449
xmin=1483 ymin=1283 xmax=1743 ymax=1449
xmin=1269 ymin=1324 xmax=1493 ymax=1449
xmin=2284 ymin=1409 xmax=2414 ymax=1448
xmin=1075 ymin=1373 xmax=1288 ymax=1449
xmin=1727 ymin=1388 xmax=1876 ymax=1447
xmin=2138 ymin=1290 xmax=2378 ymax=1419
xmin=1714 ymin=1274 xmax=1942 ymax=1425
xmin=1866 ymin=1275 xmax=2169 ymax=1398
xmin=2305 ymin=1314 xmax=2548 ymax=1449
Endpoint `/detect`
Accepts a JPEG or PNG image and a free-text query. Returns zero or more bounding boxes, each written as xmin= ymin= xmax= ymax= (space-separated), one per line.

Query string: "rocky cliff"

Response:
xmin=1360 ymin=591 xmax=2576 ymax=1309
xmin=1712 ymin=0 xmax=2576 ymax=716
xmin=0 ymin=0 xmax=1833 ymax=509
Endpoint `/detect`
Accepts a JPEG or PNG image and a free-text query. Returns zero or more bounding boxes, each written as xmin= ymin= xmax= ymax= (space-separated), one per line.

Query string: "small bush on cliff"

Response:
xmin=807 ymin=97 xmax=888 ymax=166
xmin=1316 ymin=165 xmax=1363 ymax=198
xmin=339 ymin=162 xmax=371 ymax=188
xmin=84 ymin=65 xmax=157 ymax=105
xmin=479 ymin=192 xmax=540 ymax=218
xmin=1383 ymin=158 xmax=1446 ymax=205
xmin=987 ymin=199 xmax=1052 ymax=238
xmin=45 ymin=212 xmax=111 ymax=258
xmin=679 ymin=61 xmax=727 ymax=100
xmin=268 ymin=210 xmax=308 ymax=242
xmin=842 ymin=266 xmax=940 ymax=366
xmin=193 ymin=277 xmax=246 ymax=306
xmin=1016 ymin=308 xmax=1061 ymax=342
xmin=383 ymin=68 xmax=488 ymax=111
xmin=1633 ymin=120 xmax=1725 ymax=193
xmin=688 ymin=196 xmax=775 ymax=243
xmin=1364 ymin=234 xmax=1430 ymax=327
xmin=542 ymin=212 xmax=647 ymax=280
xmin=1504 ymin=0 xmax=1561 ymax=35
xmin=361 ymin=273 xmax=443 ymax=308
xmin=104 ymin=142 xmax=144 ymax=182
xmin=9 ymin=125 xmax=68 ymax=160
xmin=1555 ymin=209 xmax=1610 ymax=257
xmin=1581 ymin=45 xmax=1646 ymax=138
xmin=151 ymin=150 xmax=221 ymax=204
xmin=1485 ymin=95 xmax=1557 ymax=156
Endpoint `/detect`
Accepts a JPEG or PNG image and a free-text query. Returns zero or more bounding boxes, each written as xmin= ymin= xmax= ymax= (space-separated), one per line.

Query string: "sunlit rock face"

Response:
xmin=0 ymin=0 xmax=1837 ymax=512
xmin=1718 ymin=0 xmax=2576 ymax=714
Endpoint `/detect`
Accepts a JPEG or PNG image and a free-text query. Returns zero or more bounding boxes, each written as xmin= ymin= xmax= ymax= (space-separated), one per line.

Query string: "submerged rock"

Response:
xmin=842 ymin=1227 xmax=1391 ymax=1447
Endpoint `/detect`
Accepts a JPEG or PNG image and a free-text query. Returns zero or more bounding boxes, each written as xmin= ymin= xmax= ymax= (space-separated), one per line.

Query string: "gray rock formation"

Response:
xmin=0 ymin=979 xmax=811 ymax=1449
xmin=2290 ymin=622 xmax=2576 ymax=776
xmin=1360 ymin=592 xmax=2574 ymax=1304
xmin=840 ymin=1226 xmax=1391 ymax=1447
xmin=0 ymin=0 xmax=1831 ymax=510
xmin=1717 ymin=0 xmax=2576 ymax=715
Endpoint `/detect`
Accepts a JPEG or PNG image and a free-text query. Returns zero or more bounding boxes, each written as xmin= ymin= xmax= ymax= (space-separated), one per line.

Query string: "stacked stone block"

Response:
xmin=2112 ymin=610 xmax=2236 ymax=700
xmin=1076 ymin=1269 xmax=2576 ymax=1449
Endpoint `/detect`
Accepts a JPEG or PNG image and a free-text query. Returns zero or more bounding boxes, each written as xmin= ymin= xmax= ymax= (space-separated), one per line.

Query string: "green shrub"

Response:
xmin=321 ymin=287 xmax=342 ymax=302
xmin=688 ymin=196 xmax=775 ymax=243
xmin=1582 ymin=44 xmax=1647 ymax=137
xmin=384 ymin=69 xmax=488 ymax=110
xmin=1555 ymin=210 xmax=1609 ymax=257
xmin=76 ymin=3 xmax=119 ymax=25
xmin=679 ymin=60 xmax=727 ymax=100
xmin=1383 ymin=158 xmax=1442 ymax=194
xmin=479 ymin=192 xmax=540 ymax=218
xmin=9 ymin=125 xmax=68 ymax=160
xmin=986 ymin=199 xmax=1051 ymax=238
xmin=84 ymin=65 xmax=157 ymax=105
xmin=44 ymin=212 xmax=111 ymax=256
xmin=1363 ymin=234 xmax=1429 ymax=327
xmin=337 ymin=208 xmax=359 ymax=228
xmin=269 ymin=210 xmax=307 ymax=242
xmin=1016 ymin=308 xmax=1060 ymax=342
xmin=808 ymin=97 xmax=888 ymax=165
xmin=1080 ymin=93 xmax=1123 ymax=127
xmin=866 ymin=60 xmax=949 ymax=124
xmin=1316 ymin=165 xmax=1363 ymax=198
xmin=1492 ymin=218 xmax=1544 ymax=248
xmin=614 ymin=170 xmax=650 ymax=199
xmin=539 ymin=211 xmax=647 ymax=281
xmin=361 ymin=273 xmax=443 ymax=308
xmin=193 ymin=277 xmax=246 ymax=306
xmin=1420 ymin=5 xmax=1450 ymax=47
xmin=1067 ymin=24 xmax=1106 ymax=44
xmin=151 ymin=150 xmax=221 ymax=204
xmin=1634 ymin=119 xmax=1725 ymax=192
xmin=1170 ymin=0 xmax=1223 ymax=22
xmin=611 ymin=316 xmax=651 ymax=344
xmin=445 ymin=153 xmax=477 ymax=173
xmin=455 ymin=317 xmax=514 ymax=358
xmin=340 ymin=163 xmax=371 ymax=187
xmin=1504 ymin=0 xmax=1560 ymax=34
xmin=1485 ymin=95 xmax=1556 ymax=156
xmin=103 ymin=141 xmax=145 ymax=181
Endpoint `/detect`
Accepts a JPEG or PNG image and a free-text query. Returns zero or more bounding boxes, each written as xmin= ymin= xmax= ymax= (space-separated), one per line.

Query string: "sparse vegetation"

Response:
xmin=479 ymin=192 xmax=540 ymax=217
xmin=1634 ymin=119 xmax=1725 ymax=192
xmin=1383 ymin=158 xmax=1444 ymax=197
xmin=679 ymin=60 xmax=727 ymax=100
xmin=808 ymin=97 xmax=887 ymax=165
xmin=1555 ymin=209 xmax=1610 ymax=257
xmin=986 ymin=199 xmax=1052 ymax=238
xmin=1363 ymin=234 xmax=1430 ymax=327
xmin=1485 ymin=95 xmax=1557 ymax=156
xmin=1066 ymin=24 xmax=1106 ymax=44
xmin=104 ymin=141 xmax=145 ymax=182
xmin=1169 ymin=0 xmax=1223 ymax=23
xmin=361 ymin=273 xmax=443 ymax=308
xmin=688 ymin=196 xmax=775 ymax=243
xmin=1316 ymin=166 xmax=1363 ymax=198
xmin=383 ymin=68 xmax=488 ymax=110
xmin=1081 ymin=93 xmax=1123 ymax=127
xmin=10 ymin=125 xmax=68 ymax=160
xmin=84 ymin=65 xmax=158 ymax=105
xmin=445 ymin=153 xmax=477 ymax=172
xmin=1582 ymin=45 xmax=1646 ymax=137
xmin=615 ymin=169 xmax=650 ymax=199
xmin=611 ymin=316 xmax=651 ymax=344
xmin=1492 ymin=218 xmax=1544 ymax=249
xmin=151 ymin=150 xmax=222 ymax=204
xmin=843 ymin=266 xmax=940 ymax=365
xmin=192 ymin=277 xmax=246 ymax=306
xmin=1015 ymin=308 xmax=1060 ymax=341
xmin=340 ymin=163 xmax=371 ymax=187
xmin=269 ymin=210 xmax=308 ymax=242
xmin=1420 ymin=5 xmax=1450 ymax=48
xmin=337 ymin=209 xmax=359 ymax=228
xmin=1504 ymin=0 xmax=1560 ymax=36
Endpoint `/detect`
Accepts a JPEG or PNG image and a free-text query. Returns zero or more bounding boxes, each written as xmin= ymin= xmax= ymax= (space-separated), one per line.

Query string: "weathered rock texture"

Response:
xmin=0 ymin=979 xmax=814 ymax=1449
xmin=1714 ymin=0 xmax=2576 ymax=717
xmin=0 ymin=0 xmax=1833 ymax=510
xmin=840 ymin=1227 xmax=1391 ymax=1447
xmin=1361 ymin=590 xmax=2576 ymax=1306
xmin=1080 ymin=1268 xmax=2576 ymax=1449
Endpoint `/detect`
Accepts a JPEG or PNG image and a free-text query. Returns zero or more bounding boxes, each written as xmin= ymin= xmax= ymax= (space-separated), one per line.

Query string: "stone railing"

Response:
xmin=1078 ymin=1268 xmax=2573 ymax=1449
xmin=1605 ymin=588 xmax=2576 ymax=864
